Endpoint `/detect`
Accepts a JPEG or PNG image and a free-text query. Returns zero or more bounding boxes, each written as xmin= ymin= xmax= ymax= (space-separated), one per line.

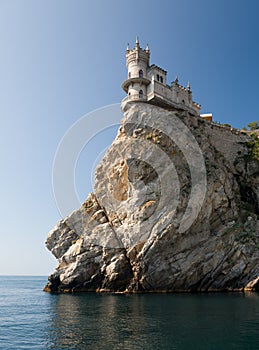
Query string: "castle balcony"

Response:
xmin=122 ymin=77 xmax=150 ymax=93
xmin=147 ymin=91 xmax=200 ymax=116
xmin=121 ymin=93 xmax=148 ymax=112
xmin=122 ymin=93 xmax=147 ymax=103
xmin=121 ymin=91 xmax=199 ymax=116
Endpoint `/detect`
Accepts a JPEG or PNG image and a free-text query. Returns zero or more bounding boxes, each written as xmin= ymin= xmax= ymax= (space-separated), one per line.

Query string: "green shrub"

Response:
xmin=247 ymin=121 xmax=259 ymax=130
xmin=235 ymin=231 xmax=255 ymax=244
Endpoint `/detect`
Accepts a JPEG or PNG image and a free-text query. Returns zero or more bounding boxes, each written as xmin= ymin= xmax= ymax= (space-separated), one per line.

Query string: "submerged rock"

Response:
xmin=44 ymin=102 xmax=259 ymax=293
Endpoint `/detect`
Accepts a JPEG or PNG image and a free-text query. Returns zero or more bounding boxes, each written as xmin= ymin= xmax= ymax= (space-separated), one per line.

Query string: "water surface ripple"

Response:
xmin=0 ymin=276 xmax=258 ymax=349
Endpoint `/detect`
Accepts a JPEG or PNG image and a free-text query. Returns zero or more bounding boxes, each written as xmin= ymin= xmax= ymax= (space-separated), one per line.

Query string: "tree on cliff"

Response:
xmin=247 ymin=121 xmax=259 ymax=130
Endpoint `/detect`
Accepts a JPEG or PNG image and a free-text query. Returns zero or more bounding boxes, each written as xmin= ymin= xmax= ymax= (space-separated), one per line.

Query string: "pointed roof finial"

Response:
xmin=187 ymin=81 xmax=191 ymax=91
xmin=145 ymin=43 xmax=150 ymax=52
xmin=135 ymin=36 xmax=140 ymax=48
xmin=175 ymin=75 xmax=179 ymax=84
xmin=126 ymin=43 xmax=130 ymax=51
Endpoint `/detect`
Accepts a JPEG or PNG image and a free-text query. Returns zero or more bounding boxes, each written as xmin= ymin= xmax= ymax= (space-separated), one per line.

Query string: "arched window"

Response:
xmin=139 ymin=89 xmax=143 ymax=99
xmin=128 ymin=72 xmax=131 ymax=78
xmin=160 ymin=76 xmax=163 ymax=83
xmin=156 ymin=74 xmax=159 ymax=81
xmin=139 ymin=69 xmax=143 ymax=78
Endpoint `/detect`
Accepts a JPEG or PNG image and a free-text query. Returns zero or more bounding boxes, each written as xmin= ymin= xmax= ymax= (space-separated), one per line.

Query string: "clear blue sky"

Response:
xmin=0 ymin=0 xmax=258 ymax=275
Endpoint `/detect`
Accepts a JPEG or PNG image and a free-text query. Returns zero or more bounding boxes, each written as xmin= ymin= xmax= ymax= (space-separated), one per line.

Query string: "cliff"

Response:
xmin=44 ymin=102 xmax=259 ymax=293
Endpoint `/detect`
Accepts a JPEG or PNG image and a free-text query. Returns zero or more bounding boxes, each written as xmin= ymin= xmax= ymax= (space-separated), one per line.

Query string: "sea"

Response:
xmin=0 ymin=276 xmax=258 ymax=349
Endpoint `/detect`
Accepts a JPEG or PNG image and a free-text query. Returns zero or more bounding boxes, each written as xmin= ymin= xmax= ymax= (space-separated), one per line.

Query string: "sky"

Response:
xmin=0 ymin=0 xmax=259 ymax=275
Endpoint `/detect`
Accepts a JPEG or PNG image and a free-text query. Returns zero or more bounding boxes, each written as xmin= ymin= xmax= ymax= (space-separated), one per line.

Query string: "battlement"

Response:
xmin=126 ymin=48 xmax=150 ymax=67
xmin=149 ymin=64 xmax=167 ymax=74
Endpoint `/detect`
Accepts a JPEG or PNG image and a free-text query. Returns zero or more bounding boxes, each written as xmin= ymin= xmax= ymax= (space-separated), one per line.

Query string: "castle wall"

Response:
xmin=146 ymin=80 xmax=154 ymax=96
xmin=128 ymin=82 xmax=147 ymax=99
xmin=171 ymin=84 xmax=189 ymax=105
xmin=147 ymin=66 xmax=166 ymax=85
xmin=192 ymin=103 xmax=201 ymax=115
xmin=127 ymin=60 xmax=148 ymax=79
xmin=153 ymin=81 xmax=171 ymax=100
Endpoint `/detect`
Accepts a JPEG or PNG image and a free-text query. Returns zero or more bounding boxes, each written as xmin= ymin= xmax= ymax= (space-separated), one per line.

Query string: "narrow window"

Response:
xmin=156 ymin=74 xmax=159 ymax=81
xmin=128 ymin=72 xmax=131 ymax=78
xmin=139 ymin=69 xmax=143 ymax=78
xmin=139 ymin=89 xmax=143 ymax=99
xmin=160 ymin=76 xmax=163 ymax=83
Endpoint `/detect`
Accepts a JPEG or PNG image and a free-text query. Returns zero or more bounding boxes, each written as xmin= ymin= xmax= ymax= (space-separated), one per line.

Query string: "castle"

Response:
xmin=122 ymin=37 xmax=211 ymax=120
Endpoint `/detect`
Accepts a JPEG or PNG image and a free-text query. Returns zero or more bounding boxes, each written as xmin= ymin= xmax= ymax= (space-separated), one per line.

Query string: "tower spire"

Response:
xmin=135 ymin=35 xmax=140 ymax=48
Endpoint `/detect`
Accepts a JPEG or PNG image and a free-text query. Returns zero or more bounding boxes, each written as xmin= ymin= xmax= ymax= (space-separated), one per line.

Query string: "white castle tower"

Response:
xmin=122 ymin=36 xmax=150 ymax=101
xmin=122 ymin=37 xmax=201 ymax=116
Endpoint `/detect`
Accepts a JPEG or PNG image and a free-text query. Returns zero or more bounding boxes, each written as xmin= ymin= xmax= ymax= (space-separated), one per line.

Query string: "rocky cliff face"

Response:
xmin=44 ymin=102 xmax=259 ymax=293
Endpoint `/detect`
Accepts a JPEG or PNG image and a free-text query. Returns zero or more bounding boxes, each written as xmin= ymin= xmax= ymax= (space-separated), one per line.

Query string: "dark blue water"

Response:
xmin=0 ymin=276 xmax=258 ymax=349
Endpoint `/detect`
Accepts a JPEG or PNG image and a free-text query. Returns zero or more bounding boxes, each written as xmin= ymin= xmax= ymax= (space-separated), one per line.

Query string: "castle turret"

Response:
xmin=122 ymin=37 xmax=150 ymax=101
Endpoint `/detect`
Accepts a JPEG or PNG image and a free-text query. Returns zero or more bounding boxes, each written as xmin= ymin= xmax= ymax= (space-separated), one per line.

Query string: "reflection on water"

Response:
xmin=46 ymin=293 xmax=259 ymax=350
xmin=0 ymin=277 xmax=258 ymax=349
xmin=47 ymin=294 xmax=150 ymax=349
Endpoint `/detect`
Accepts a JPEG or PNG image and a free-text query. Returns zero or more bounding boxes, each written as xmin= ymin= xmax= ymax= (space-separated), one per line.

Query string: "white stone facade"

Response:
xmin=122 ymin=38 xmax=201 ymax=116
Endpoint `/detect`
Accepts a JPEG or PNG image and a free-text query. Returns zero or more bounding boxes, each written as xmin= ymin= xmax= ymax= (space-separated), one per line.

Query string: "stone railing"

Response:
xmin=122 ymin=93 xmax=147 ymax=103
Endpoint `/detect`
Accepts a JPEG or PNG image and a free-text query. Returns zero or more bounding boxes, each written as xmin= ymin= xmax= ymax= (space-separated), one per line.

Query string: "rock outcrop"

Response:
xmin=44 ymin=101 xmax=259 ymax=293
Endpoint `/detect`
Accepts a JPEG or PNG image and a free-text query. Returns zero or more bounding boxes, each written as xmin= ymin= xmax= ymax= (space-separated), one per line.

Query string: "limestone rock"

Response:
xmin=44 ymin=102 xmax=259 ymax=293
